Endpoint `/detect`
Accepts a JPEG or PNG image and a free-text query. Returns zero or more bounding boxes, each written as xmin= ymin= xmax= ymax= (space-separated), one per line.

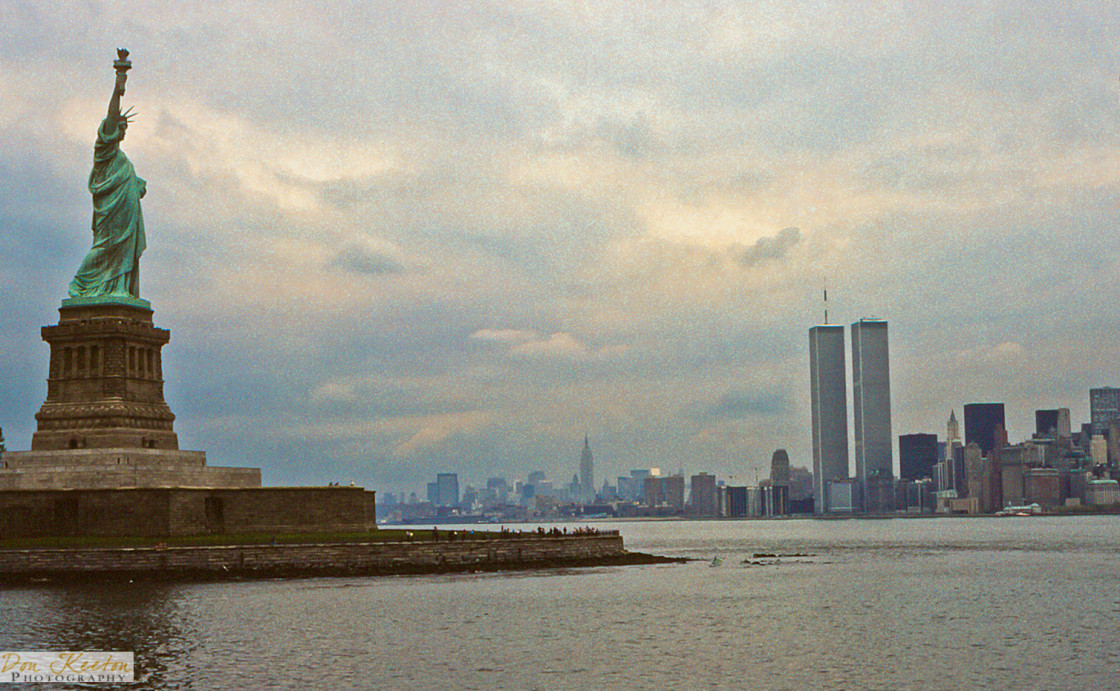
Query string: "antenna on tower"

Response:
xmin=823 ymin=282 xmax=830 ymax=324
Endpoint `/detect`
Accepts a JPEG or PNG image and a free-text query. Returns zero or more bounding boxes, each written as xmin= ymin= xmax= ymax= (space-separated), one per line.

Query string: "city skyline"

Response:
xmin=1 ymin=4 xmax=1119 ymax=496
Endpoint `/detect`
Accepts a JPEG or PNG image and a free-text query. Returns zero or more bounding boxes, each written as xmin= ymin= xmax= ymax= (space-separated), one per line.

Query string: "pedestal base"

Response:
xmin=0 ymin=448 xmax=261 ymax=490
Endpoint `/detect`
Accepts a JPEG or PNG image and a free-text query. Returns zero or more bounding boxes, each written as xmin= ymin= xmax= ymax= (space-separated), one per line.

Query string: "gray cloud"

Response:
xmin=734 ymin=227 xmax=801 ymax=267
xmin=329 ymin=244 xmax=405 ymax=276
xmin=689 ymin=391 xmax=791 ymax=422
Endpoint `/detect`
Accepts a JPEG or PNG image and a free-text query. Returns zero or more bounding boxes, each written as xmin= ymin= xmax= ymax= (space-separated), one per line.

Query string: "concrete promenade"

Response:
xmin=0 ymin=532 xmax=677 ymax=583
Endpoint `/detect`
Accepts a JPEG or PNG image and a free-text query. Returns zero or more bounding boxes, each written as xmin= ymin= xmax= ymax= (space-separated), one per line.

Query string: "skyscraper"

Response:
xmin=810 ymin=324 xmax=849 ymax=514
xmin=436 ymin=473 xmax=459 ymax=507
xmin=1090 ymin=387 xmax=1120 ymax=436
xmin=579 ymin=435 xmax=594 ymax=500
xmin=964 ymin=403 xmax=1005 ymax=456
xmin=942 ymin=410 xmax=963 ymax=494
xmin=769 ymin=449 xmax=791 ymax=516
xmin=1035 ymin=409 xmax=1060 ymax=437
xmin=852 ymin=318 xmax=893 ymax=497
xmin=690 ymin=472 xmax=717 ymax=517
xmin=899 ymin=433 xmax=938 ymax=481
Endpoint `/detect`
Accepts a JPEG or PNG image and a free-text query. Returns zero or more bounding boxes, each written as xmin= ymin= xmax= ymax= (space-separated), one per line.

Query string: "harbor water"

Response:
xmin=2 ymin=515 xmax=1118 ymax=689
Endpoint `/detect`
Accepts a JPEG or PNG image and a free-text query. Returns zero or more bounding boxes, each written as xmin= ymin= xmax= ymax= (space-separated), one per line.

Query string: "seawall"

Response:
xmin=0 ymin=533 xmax=673 ymax=583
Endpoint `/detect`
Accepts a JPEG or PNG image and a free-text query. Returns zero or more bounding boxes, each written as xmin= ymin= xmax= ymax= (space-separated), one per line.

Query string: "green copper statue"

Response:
xmin=67 ymin=48 xmax=147 ymax=302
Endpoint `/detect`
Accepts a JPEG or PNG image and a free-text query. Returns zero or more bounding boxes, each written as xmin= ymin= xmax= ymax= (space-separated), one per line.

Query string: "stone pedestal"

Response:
xmin=1 ymin=298 xmax=261 ymax=491
xmin=32 ymin=299 xmax=178 ymax=451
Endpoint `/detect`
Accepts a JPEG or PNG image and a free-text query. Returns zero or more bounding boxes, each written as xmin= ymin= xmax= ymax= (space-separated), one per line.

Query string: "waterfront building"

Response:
xmin=809 ymin=324 xmax=849 ymax=513
xmin=852 ymin=318 xmax=893 ymax=503
xmin=1085 ymin=479 xmax=1120 ymax=506
xmin=1090 ymin=387 xmax=1120 ymax=435
xmin=825 ymin=479 xmax=860 ymax=513
xmin=724 ymin=486 xmax=749 ymax=517
xmin=864 ymin=470 xmax=895 ymax=513
xmin=746 ymin=487 xmax=764 ymax=517
xmin=897 ymin=478 xmax=934 ymax=513
xmin=964 ymin=403 xmax=1006 ymax=456
xmin=763 ymin=484 xmax=789 ymax=516
xmin=690 ymin=473 xmax=718 ymax=517
xmin=769 ymin=449 xmax=790 ymax=516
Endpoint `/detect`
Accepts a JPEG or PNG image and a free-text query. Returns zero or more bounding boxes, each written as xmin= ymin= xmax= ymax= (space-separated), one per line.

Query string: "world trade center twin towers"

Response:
xmin=810 ymin=319 xmax=893 ymax=513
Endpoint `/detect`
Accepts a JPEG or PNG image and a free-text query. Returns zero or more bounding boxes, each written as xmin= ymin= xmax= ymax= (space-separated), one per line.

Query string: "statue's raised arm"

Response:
xmin=106 ymin=48 xmax=130 ymax=124
xmin=66 ymin=49 xmax=148 ymax=305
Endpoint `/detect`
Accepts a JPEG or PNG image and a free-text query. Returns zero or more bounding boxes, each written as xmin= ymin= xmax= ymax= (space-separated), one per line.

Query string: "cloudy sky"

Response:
xmin=1 ymin=2 xmax=1118 ymax=495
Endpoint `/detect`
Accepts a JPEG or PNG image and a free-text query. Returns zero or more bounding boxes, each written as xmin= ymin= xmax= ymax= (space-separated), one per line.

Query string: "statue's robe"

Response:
xmin=68 ymin=117 xmax=147 ymax=298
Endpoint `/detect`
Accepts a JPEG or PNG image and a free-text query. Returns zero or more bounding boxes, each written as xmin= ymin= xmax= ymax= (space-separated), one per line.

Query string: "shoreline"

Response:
xmin=0 ymin=533 xmax=683 ymax=586
xmin=384 ymin=507 xmax=1120 ymax=526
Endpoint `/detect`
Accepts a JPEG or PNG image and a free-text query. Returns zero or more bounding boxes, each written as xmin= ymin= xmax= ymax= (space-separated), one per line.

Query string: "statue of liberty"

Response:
xmin=67 ymin=49 xmax=147 ymax=302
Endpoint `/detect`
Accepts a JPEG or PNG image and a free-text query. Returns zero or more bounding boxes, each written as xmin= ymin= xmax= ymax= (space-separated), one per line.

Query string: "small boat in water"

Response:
xmin=710 ymin=557 xmax=722 ymax=567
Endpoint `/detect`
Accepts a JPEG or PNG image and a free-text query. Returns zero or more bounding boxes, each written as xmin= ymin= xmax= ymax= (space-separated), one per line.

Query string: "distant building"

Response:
xmin=963 ymin=443 xmax=986 ymax=511
xmin=1035 ymin=409 xmax=1059 ymax=437
xmin=770 ymin=449 xmax=791 ymax=487
xmin=899 ymin=433 xmax=938 ymax=481
xmin=664 ymin=475 xmax=685 ymax=511
xmin=1035 ymin=408 xmax=1072 ymax=438
xmin=1025 ymin=467 xmax=1061 ymax=508
xmin=1056 ymin=408 xmax=1072 ymax=438
xmin=986 ymin=426 xmax=1008 ymax=510
xmin=643 ymin=474 xmax=684 ymax=511
xmin=810 ymin=324 xmax=849 ymax=514
xmin=1109 ymin=421 xmax=1120 ymax=468
xmin=768 ymin=449 xmax=791 ymax=516
xmin=723 ymin=486 xmax=749 ymax=517
xmin=852 ymin=318 xmax=893 ymax=503
xmin=618 ymin=469 xmax=652 ymax=502
xmin=486 ymin=477 xmax=511 ymax=504
xmin=579 ymin=436 xmax=595 ymax=500
xmin=964 ymin=403 xmax=1006 ymax=456
xmin=461 ymin=485 xmax=477 ymax=511
xmin=825 ymin=479 xmax=860 ymax=513
xmin=436 ymin=473 xmax=459 ymax=507
xmin=1085 ymin=479 xmax=1120 ymax=506
xmin=937 ymin=411 xmax=964 ymax=494
xmin=1090 ymin=388 xmax=1120 ymax=436
xmin=787 ymin=466 xmax=814 ymax=502
xmin=690 ymin=473 xmax=718 ymax=517
xmin=897 ymin=478 xmax=934 ymax=513
xmin=599 ymin=479 xmax=617 ymax=501
xmin=864 ymin=470 xmax=895 ymax=513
